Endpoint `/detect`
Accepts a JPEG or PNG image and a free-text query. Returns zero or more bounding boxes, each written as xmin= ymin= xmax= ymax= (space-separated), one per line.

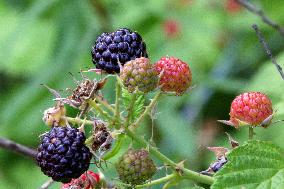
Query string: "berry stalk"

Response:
xmin=95 ymin=95 xmax=116 ymax=114
xmin=135 ymin=173 xmax=179 ymax=188
xmin=65 ymin=116 xmax=214 ymax=185
xmin=89 ymin=99 xmax=112 ymax=122
xmin=124 ymin=93 xmax=137 ymax=127
xmin=114 ymin=80 xmax=122 ymax=129
xmin=130 ymin=91 xmax=162 ymax=129
xmin=124 ymin=127 xmax=214 ymax=185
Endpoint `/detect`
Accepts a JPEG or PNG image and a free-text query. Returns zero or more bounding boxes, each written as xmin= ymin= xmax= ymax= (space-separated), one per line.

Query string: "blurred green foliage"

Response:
xmin=0 ymin=0 xmax=284 ymax=188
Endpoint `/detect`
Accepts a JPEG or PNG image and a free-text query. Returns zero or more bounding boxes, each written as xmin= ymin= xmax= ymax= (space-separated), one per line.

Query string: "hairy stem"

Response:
xmin=236 ymin=0 xmax=284 ymax=37
xmin=124 ymin=93 xmax=137 ymax=127
xmin=65 ymin=116 xmax=214 ymax=185
xmin=114 ymin=80 xmax=122 ymax=128
xmin=136 ymin=173 xmax=179 ymax=188
xmin=0 ymin=137 xmax=37 ymax=159
xmin=89 ymin=99 xmax=112 ymax=121
xmin=65 ymin=116 xmax=93 ymax=125
xmin=131 ymin=91 xmax=161 ymax=128
xmin=95 ymin=95 xmax=116 ymax=114
xmin=252 ymin=24 xmax=284 ymax=80
xmin=124 ymin=127 xmax=214 ymax=185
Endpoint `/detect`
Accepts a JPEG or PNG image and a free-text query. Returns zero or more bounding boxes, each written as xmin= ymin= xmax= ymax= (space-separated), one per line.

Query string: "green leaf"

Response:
xmin=212 ymin=140 xmax=284 ymax=189
xmin=121 ymin=87 xmax=145 ymax=123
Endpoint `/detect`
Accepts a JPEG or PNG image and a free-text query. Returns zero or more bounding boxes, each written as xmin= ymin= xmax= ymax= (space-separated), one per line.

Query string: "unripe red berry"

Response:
xmin=154 ymin=56 xmax=192 ymax=95
xmin=220 ymin=92 xmax=273 ymax=128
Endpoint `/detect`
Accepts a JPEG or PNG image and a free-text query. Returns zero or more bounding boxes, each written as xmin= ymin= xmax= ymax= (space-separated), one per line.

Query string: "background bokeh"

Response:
xmin=0 ymin=0 xmax=284 ymax=188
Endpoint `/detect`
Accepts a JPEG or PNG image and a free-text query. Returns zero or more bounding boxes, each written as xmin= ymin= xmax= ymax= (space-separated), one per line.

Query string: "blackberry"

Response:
xmin=36 ymin=126 xmax=92 ymax=183
xmin=91 ymin=28 xmax=148 ymax=73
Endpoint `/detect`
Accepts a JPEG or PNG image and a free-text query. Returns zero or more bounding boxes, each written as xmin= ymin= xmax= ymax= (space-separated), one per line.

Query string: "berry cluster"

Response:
xmin=91 ymin=28 xmax=192 ymax=95
xmin=35 ymin=27 xmax=276 ymax=189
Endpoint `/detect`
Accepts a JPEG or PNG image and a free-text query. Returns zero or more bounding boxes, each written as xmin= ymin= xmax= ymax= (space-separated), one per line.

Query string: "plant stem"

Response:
xmin=115 ymin=80 xmax=121 ymax=118
xmin=114 ymin=80 xmax=121 ymax=128
xmin=65 ymin=116 xmax=93 ymax=125
xmin=65 ymin=116 xmax=214 ymax=185
xmin=124 ymin=127 xmax=214 ymax=185
xmin=102 ymin=134 xmax=125 ymax=160
xmin=131 ymin=91 xmax=161 ymax=128
xmin=95 ymin=95 xmax=116 ymax=114
xmin=252 ymin=24 xmax=284 ymax=80
xmin=236 ymin=0 xmax=284 ymax=37
xmin=0 ymin=137 xmax=37 ymax=159
xmin=135 ymin=173 xmax=178 ymax=188
xmin=89 ymin=100 xmax=112 ymax=121
xmin=249 ymin=126 xmax=254 ymax=140
xmin=124 ymin=93 xmax=137 ymax=127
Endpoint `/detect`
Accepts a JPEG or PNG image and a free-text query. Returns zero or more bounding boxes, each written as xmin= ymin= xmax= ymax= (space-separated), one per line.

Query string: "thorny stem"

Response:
xmin=65 ymin=116 xmax=214 ymax=185
xmin=95 ymin=95 xmax=116 ymax=114
xmin=236 ymin=0 xmax=284 ymax=37
xmin=124 ymin=127 xmax=214 ymax=185
xmin=135 ymin=173 xmax=179 ymax=188
xmin=0 ymin=137 xmax=37 ymax=159
xmin=89 ymin=99 xmax=112 ymax=121
xmin=131 ymin=91 xmax=162 ymax=129
xmin=252 ymin=24 xmax=284 ymax=80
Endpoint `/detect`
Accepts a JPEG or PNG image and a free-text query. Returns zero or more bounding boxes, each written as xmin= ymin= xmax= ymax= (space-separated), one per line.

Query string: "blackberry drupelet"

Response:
xmin=36 ymin=126 xmax=92 ymax=183
xmin=91 ymin=28 xmax=148 ymax=73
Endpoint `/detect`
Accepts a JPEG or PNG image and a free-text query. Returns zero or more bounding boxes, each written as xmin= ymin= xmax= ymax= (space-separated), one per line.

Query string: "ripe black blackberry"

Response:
xmin=36 ymin=126 xmax=92 ymax=183
xmin=91 ymin=28 xmax=148 ymax=73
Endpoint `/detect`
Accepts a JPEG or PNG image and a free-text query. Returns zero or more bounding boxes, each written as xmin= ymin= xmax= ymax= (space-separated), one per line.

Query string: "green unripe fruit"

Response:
xmin=116 ymin=149 xmax=157 ymax=185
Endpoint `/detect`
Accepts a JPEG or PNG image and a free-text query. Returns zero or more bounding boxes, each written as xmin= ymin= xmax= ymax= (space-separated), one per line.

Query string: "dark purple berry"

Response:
xmin=91 ymin=28 xmax=148 ymax=73
xmin=36 ymin=126 xmax=92 ymax=183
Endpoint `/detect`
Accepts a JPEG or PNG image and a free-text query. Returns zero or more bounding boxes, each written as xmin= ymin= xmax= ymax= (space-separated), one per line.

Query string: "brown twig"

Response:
xmin=38 ymin=179 xmax=54 ymax=189
xmin=252 ymin=24 xmax=284 ymax=80
xmin=0 ymin=137 xmax=37 ymax=159
xmin=236 ymin=0 xmax=284 ymax=37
